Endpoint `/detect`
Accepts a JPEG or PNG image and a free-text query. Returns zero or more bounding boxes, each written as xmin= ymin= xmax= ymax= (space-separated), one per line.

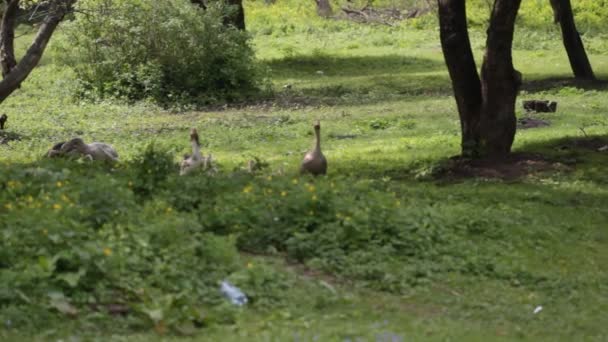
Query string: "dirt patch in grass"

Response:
xmin=517 ymin=117 xmax=550 ymax=129
xmin=436 ymin=153 xmax=571 ymax=181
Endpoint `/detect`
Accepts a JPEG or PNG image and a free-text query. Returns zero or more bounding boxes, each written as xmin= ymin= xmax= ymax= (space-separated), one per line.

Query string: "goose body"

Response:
xmin=59 ymin=138 xmax=119 ymax=162
xmin=300 ymin=120 xmax=327 ymax=176
xmin=180 ymin=128 xmax=212 ymax=175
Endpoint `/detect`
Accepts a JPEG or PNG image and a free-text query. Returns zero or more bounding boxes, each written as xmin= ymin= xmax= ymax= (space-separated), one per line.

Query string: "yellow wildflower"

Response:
xmin=306 ymin=184 xmax=315 ymax=192
xmin=311 ymin=195 xmax=318 ymax=201
xmin=165 ymin=207 xmax=173 ymax=214
xmin=4 ymin=203 xmax=13 ymax=210
xmin=56 ymin=181 xmax=63 ymax=188
xmin=7 ymin=180 xmax=17 ymax=188
xmin=103 ymin=248 xmax=112 ymax=257
xmin=42 ymin=229 xmax=48 ymax=235
xmin=242 ymin=185 xmax=253 ymax=194
xmin=26 ymin=195 xmax=33 ymax=203
xmin=266 ymin=176 xmax=272 ymax=181
xmin=395 ymin=200 xmax=401 ymax=207
xmin=53 ymin=203 xmax=62 ymax=210
xmin=61 ymin=195 xmax=70 ymax=203
xmin=281 ymin=191 xmax=287 ymax=197
xmin=292 ymin=179 xmax=299 ymax=185
xmin=265 ymin=188 xmax=273 ymax=195
xmin=247 ymin=262 xmax=253 ymax=269
xmin=128 ymin=181 xmax=133 ymax=188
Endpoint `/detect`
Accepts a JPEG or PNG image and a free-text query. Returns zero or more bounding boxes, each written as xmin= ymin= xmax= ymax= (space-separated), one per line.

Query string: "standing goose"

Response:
xmin=59 ymin=138 xmax=119 ymax=162
xmin=180 ymin=128 xmax=207 ymax=175
xmin=300 ymin=120 xmax=327 ymax=176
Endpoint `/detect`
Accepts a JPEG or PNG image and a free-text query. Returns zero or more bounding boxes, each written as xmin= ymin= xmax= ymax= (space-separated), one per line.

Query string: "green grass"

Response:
xmin=1 ymin=4 xmax=608 ymax=341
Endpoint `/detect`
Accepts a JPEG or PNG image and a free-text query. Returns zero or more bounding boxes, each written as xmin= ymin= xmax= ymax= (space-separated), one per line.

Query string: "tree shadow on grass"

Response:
xmin=335 ymin=135 xmax=608 ymax=184
xmin=522 ymin=76 xmax=608 ymax=93
xmin=265 ymin=54 xmax=444 ymax=78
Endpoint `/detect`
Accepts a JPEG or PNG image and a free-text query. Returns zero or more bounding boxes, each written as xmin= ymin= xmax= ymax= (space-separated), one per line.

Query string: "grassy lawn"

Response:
xmin=1 ymin=4 xmax=608 ymax=341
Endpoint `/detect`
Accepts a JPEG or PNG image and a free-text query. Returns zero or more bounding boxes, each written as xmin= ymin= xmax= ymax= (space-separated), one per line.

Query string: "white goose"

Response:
xmin=59 ymin=138 xmax=119 ymax=162
xmin=180 ymin=128 xmax=213 ymax=175
xmin=300 ymin=120 xmax=327 ymax=176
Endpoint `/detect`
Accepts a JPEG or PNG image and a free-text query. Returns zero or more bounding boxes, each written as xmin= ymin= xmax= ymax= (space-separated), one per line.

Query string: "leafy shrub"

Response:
xmin=130 ymin=143 xmax=176 ymax=200
xmin=55 ymin=0 xmax=266 ymax=105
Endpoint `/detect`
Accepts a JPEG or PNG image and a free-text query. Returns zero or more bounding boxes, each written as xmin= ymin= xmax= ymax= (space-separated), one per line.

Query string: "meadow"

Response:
xmin=1 ymin=1 xmax=607 ymax=341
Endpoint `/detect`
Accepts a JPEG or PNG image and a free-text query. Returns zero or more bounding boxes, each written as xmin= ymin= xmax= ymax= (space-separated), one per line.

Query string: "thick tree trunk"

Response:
xmin=437 ymin=0 xmax=482 ymax=157
xmin=0 ymin=0 xmax=75 ymax=104
xmin=438 ymin=0 xmax=522 ymax=158
xmin=190 ymin=0 xmax=245 ymax=30
xmin=0 ymin=0 xmax=20 ymax=78
xmin=315 ymin=0 xmax=333 ymax=18
xmin=225 ymin=0 xmax=245 ymax=30
xmin=478 ymin=0 xmax=522 ymax=156
xmin=550 ymin=0 xmax=595 ymax=80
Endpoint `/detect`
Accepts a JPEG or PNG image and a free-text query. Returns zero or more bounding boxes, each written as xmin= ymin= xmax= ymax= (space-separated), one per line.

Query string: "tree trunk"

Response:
xmin=315 ymin=0 xmax=333 ymax=18
xmin=478 ymin=0 xmax=522 ymax=156
xmin=437 ymin=0 xmax=482 ymax=157
xmin=190 ymin=0 xmax=245 ymax=30
xmin=225 ymin=0 xmax=245 ymax=30
xmin=550 ymin=0 xmax=595 ymax=80
xmin=438 ymin=0 xmax=522 ymax=158
xmin=0 ymin=0 xmax=20 ymax=78
xmin=0 ymin=0 xmax=75 ymax=104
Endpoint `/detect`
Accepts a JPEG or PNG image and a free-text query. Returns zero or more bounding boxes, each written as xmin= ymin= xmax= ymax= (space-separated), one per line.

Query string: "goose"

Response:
xmin=59 ymin=138 xmax=119 ymax=162
xmin=45 ymin=141 xmax=66 ymax=158
xmin=180 ymin=128 xmax=208 ymax=175
xmin=0 ymin=114 xmax=7 ymax=130
xmin=300 ymin=120 xmax=327 ymax=176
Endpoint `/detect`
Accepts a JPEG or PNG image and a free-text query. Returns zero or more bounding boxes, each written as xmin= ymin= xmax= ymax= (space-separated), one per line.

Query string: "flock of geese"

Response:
xmin=42 ymin=121 xmax=328 ymax=176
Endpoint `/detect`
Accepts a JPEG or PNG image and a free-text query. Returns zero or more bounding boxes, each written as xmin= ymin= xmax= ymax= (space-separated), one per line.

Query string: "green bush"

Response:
xmin=55 ymin=0 xmax=266 ymax=105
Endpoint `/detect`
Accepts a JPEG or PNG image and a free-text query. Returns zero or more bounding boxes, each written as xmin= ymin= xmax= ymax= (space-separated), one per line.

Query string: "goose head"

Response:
xmin=60 ymin=138 xmax=88 ymax=154
xmin=190 ymin=128 xmax=200 ymax=146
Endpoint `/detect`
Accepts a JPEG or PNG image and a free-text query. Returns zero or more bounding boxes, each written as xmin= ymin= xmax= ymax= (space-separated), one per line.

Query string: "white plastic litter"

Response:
xmin=533 ymin=306 xmax=543 ymax=314
xmin=220 ymin=281 xmax=248 ymax=306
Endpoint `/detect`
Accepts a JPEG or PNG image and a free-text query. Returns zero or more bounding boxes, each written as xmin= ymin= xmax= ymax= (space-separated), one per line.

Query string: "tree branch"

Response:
xmin=0 ymin=0 xmax=76 ymax=104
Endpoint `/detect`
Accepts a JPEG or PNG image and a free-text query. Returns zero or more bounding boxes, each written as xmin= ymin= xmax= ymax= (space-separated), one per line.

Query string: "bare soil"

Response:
xmin=436 ymin=153 xmax=571 ymax=181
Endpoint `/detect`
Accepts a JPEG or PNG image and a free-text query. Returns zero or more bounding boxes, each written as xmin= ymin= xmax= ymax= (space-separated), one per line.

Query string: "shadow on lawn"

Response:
xmin=522 ymin=76 xmax=608 ymax=93
xmin=265 ymin=54 xmax=444 ymax=78
xmin=332 ymin=135 xmax=608 ymax=183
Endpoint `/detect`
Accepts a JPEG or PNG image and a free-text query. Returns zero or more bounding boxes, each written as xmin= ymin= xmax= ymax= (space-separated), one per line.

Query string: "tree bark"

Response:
xmin=438 ymin=0 xmax=522 ymax=157
xmin=0 ymin=0 xmax=20 ymax=78
xmin=190 ymin=0 xmax=245 ymax=30
xmin=478 ymin=0 xmax=522 ymax=156
xmin=550 ymin=0 xmax=595 ymax=80
xmin=315 ymin=0 xmax=333 ymax=18
xmin=0 ymin=0 xmax=75 ymax=104
xmin=225 ymin=0 xmax=245 ymax=30
xmin=437 ymin=0 xmax=482 ymax=157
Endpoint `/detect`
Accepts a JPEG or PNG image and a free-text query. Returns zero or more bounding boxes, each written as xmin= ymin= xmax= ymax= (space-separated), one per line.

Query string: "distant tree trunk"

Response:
xmin=438 ymin=0 xmax=522 ymax=158
xmin=0 ymin=0 xmax=75 ymax=104
xmin=437 ymin=0 xmax=482 ymax=157
xmin=190 ymin=0 xmax=245 ymax=30
xmin=0 ymin=0 xmax=19 ymax=78
xmin=315 ymin=0 xmax=333 ymax=18
xmin=550 ymin=0 xmax=595 ymax=80
xmin=225 ymin=0 xmax=245 ymax=30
